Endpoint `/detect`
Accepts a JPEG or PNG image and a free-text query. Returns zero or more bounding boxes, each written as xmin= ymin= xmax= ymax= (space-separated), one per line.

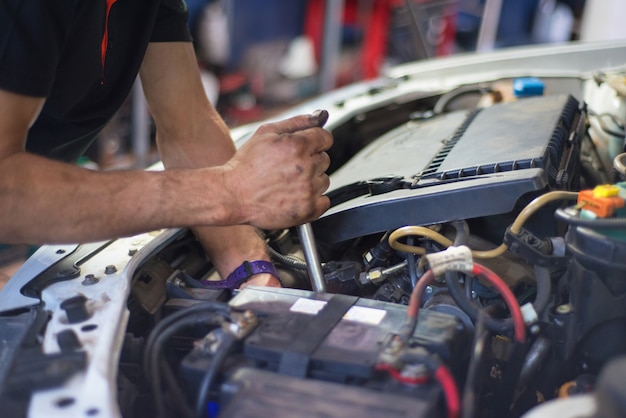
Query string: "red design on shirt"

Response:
xmin=101 ymin=0 xmax=118 ymax=77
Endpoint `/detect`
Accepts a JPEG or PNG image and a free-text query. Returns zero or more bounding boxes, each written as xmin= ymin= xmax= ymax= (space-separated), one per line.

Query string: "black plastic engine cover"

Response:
xmin=315 ymin=94 xmax=583 ymax=242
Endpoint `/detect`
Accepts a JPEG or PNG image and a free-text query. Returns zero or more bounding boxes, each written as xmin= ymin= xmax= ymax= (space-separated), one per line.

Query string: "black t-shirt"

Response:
xmin=0 ymin=0 xmax=192 ymax=163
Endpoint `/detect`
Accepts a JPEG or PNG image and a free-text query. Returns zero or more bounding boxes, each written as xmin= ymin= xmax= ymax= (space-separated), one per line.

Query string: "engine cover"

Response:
xmin=315 ymin=94 xmax=583 ymax=242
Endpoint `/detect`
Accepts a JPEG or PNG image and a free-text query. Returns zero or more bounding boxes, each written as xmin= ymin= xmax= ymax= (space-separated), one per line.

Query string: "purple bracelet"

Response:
xmin=202 ymin=260 xmax=279 ymax=290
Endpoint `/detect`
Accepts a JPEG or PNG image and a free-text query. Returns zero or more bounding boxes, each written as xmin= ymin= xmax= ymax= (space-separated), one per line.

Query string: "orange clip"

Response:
xmin=577 ymin=189 xmax=625 ymax=218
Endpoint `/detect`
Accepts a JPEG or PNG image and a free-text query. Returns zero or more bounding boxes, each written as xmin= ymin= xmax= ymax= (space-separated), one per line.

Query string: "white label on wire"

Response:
xmin=343 ymin=306 xmax=387 ymax=325
xmin=425 ymin=245 xmax=474 ymax=276
xmin=289 ymin=298 xmax=327 ymax=315
xmin=520 ymin=302 xmax=538 ymax=325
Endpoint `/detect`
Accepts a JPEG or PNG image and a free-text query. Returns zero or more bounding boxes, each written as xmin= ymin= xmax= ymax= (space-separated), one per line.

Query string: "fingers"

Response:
xmin=312 ymin=152 xmax=331 ymax=176
xmin=312 ymin=194 xmax=331 ymax=220
xmin=259 ymin=110 xmax=329 ymax=135
xmin=311 ymin=173 xmax=331 ymax=206
xmin=255 ymin=111 xmax=333 ymax=153
xmin=231 ymin=111 xmax=333 ymax=229
xmin=310 ymin=109 xmax=329 ymax=128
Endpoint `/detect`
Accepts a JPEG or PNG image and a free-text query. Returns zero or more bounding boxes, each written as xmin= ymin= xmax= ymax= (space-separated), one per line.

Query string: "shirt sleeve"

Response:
xmin=0 ymin=0 xmax=74 ymax=97
xmin=151 ymin=0 xmax=193 ymax=43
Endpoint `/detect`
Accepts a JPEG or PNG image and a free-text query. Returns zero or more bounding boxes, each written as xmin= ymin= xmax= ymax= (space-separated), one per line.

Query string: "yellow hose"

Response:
xmin=388 ymin=191 xmax=579 ymax=259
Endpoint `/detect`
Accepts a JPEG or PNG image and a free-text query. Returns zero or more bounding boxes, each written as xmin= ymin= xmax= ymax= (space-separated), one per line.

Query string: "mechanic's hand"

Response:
xmin=223 ymin=110 xmax=333 ymax=230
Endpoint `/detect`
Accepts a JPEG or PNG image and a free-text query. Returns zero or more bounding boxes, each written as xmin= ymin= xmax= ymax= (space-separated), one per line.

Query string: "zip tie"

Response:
xmin=425 ymin=245 xmax=474 ymax=277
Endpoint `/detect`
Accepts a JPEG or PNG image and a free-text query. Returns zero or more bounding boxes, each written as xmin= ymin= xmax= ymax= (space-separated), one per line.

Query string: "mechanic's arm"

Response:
xmin=139 ymin=42 xmax=330 ymax=285
xmin=0 ymin=88 xmax=242 ymax=244
xmin=0 ymin=69 xmax=331 ymax=246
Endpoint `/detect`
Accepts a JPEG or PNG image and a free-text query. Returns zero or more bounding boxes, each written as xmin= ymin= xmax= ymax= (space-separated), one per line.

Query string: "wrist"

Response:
xmin=219 ymin=163 xmax=249 ymax=225
xmin=202 ymin=260 xmax=280 ymax=290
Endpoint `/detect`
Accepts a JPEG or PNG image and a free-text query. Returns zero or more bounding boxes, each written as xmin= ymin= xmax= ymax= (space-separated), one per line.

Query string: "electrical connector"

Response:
xmin=593 ymin=184 xmax=620 ymax=198
xmin=577 ymin=188 xmax=625 ymax=218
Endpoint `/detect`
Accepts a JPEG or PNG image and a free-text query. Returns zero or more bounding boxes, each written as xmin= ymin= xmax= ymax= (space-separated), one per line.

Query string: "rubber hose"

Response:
xmin=555 ymin=208 xmax=626 ymax=229
xmin=267 ymin=245 xmax=308 ymax=270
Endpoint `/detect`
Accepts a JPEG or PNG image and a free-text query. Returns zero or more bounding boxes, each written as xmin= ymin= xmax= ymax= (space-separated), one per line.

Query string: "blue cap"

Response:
xmin=513 ymin=77 xmax=545 ymax=98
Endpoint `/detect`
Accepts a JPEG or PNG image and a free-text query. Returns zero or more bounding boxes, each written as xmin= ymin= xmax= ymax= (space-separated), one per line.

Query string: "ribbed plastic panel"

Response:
xmin=315 ymin=95 xmax=582 ymax=243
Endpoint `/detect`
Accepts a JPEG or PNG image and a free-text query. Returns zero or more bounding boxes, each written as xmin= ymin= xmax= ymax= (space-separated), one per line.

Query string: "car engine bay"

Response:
xmin=0 ymin=41 xmax=625 ymax=418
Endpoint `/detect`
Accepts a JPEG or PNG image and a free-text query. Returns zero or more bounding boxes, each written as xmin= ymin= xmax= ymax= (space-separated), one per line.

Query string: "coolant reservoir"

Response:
xmin=583 ymin=74 xmax=626 ymax=174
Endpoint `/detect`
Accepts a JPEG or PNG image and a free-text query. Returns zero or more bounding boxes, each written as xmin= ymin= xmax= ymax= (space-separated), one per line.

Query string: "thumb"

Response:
xmin=258 ymin=109 xmax=329 ymax=135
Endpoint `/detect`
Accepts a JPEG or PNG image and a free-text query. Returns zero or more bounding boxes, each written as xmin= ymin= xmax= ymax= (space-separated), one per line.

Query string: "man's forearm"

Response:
xmin=139 ymin=41 xmax=275 ymax=279
xmin=154 ymin=117 xmax=271 ymax=279
xmin=0 ymin=151 xmax=236 ymax=244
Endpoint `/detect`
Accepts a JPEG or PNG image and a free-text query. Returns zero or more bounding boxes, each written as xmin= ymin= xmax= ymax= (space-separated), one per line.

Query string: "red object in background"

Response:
xmin=361 ymin=0 xmax=391 ymax=79
xmin=305 ymin=0 xmax=456 ymax=83
xmin=305 ymin=0 xmax=391 ymax=80
xmin=303 ymin=0 xmax=325 ymax=64
xmin=436 ymin=7 xmax=457 ymax=57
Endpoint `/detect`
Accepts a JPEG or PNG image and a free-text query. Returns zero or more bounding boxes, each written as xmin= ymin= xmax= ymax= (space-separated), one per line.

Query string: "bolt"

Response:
xmin=556 ymin=304 xmax=572 ymax=315
xmin=530 ymin=324 xmax=541 ymax=335
xmin=60 ymin=295 xmax=90 ymax=324
xmin=82 ymin=274 xmax=99 ymax=286
xmin=425 ymin=286 xmax=433 ymax=295
xmin=128 ymin=248 xmax=138 ymax=256
xmin=104 ymin=265 xmax=117 ymax=275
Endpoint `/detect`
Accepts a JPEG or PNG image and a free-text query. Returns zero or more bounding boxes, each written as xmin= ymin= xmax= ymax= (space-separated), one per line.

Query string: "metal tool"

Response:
xmin=297 ymin=109 xmax=330 ymax=293
xmin=297 ymin=222 xmax=326 ymax=292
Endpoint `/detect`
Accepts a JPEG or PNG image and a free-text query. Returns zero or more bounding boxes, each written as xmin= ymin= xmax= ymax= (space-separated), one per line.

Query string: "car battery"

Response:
xmin=227 ymin=286 xmax=466 ymax=382
xmin=182 ymin=286 xmax=466 ymax=388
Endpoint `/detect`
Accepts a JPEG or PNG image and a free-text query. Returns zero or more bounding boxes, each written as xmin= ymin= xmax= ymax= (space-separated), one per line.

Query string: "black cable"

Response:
xmin=465 ymin=276 xmax=474 ymax=301
xmin=142 ymin=302 xmax=230 ymax=417
xmin=449 ymin=220 xmax=476 ymax=303
xmin=493 ymin=340 xmax=531 ymax=417
xmin=144 ymin=301 xmax=230 ymax=381
xmin=446 ymin=263 xmax=552 ymax=335
xmin=444 ymin=220 xmax=551 ymax=332
xmin=406 ymin=237 xmax=418 ymax=288
xmin=160 ymin=357 xmax=195 ymax=417
xmin=445 ymin=271 xmax=514 ymax=335
xmin=194 ymin=332 xmax=238 ymax=418
xmin=267 ymin=245 xmax=307 ymax=270
xmin=148 ymin=313 xmax=225 ymax=418
xmin=532 ymin=266 xmax=551 ymax=317
xmin=555 ymin=207 xmax=626 ymax=229
xmin=450 ymin=220 xmax=469 ymax=246
xmin=462 ymin=311 xmax=490 ymax=418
